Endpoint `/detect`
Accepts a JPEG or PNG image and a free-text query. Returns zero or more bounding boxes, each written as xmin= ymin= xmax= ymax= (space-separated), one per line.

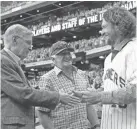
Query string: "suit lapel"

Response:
xmin=1 ymin=49 xmax=18 ymax=65
xmin=1 ymin=49 xmax=31 ymax=87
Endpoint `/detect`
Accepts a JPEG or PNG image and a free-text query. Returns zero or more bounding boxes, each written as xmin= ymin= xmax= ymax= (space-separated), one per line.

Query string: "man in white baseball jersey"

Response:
xmin=74 ymin=7 xmax=136 ymax=129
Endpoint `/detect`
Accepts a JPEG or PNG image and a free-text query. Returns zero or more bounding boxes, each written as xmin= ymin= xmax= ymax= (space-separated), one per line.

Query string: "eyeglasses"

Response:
xmin=14 ymin=36 xmax=32 ymax=46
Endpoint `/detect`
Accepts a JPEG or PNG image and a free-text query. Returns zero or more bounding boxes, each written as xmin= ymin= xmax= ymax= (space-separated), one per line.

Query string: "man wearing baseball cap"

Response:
xmin=50 ymin=40 xmax=74 ymax=57
xmin=37 ymin=41 xmax=100 ymax=129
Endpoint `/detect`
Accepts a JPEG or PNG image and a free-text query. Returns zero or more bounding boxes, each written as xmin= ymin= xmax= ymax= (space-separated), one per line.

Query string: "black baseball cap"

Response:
xmin=50 ymin=41 xmax=74 ymax=57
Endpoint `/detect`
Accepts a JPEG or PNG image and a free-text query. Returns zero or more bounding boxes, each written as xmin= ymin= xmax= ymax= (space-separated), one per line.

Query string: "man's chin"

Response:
xmin=107 ymin=38 xmax=114 ymax=45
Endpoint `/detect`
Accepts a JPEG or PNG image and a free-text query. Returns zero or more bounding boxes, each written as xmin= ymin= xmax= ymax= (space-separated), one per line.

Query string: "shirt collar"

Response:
xmin=113 ymin=38 xmax=132 ymax=51
xmin=54 ymin=66 xmax=78 ymax=76
xmin=4 ymin=47 xmax=21 ymax=65
xmin=54 ymin=66 xmax=62 ymax=76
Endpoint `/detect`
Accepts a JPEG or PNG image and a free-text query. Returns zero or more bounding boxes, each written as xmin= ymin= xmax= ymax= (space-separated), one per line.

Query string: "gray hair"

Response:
xmin=4 ymin=24 xmax=33 ymax=48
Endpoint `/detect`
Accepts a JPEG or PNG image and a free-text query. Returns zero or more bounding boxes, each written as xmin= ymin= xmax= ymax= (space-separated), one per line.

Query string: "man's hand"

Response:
xmin=73 ymin=90 xmax=101 ymax=104
xmin=112 ymin=75 xmax=136 ymax=105
xmin=113 ymin=86 xmax=136 ymax=105
xmin=59 ymin=93 xmax=81 ymax=106
xmin=72 ymin=91 xmax=83 ymax=98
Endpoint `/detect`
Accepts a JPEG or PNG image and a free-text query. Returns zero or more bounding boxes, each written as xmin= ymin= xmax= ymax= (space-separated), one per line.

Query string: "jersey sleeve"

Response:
xmin=112 ymin=40 xmax=137 ymax=104
xmin=125 ymin=40 xmax=137 ymax=85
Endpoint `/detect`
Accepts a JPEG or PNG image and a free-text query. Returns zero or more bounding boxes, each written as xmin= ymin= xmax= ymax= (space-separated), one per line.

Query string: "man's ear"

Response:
xmin=12 ymin=36 xmax=18 ymax=45
xmin=114 ymin=25 xmax=121 ymax=35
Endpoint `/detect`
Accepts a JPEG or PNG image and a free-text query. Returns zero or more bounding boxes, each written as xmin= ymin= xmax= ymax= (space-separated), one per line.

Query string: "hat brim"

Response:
xmin=55 ymin=48 xmax=74 ymax=55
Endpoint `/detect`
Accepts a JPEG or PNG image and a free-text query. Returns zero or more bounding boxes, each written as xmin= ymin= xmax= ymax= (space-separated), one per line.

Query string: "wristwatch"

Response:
xmin=91 ymin=124 xmax=100 ymax=129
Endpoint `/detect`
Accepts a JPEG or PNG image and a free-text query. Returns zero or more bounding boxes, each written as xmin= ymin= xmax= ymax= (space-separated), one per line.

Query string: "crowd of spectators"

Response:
xmin=1 ymin=1 xmax=128 ymax=28
xmin=87 ymin=64 xmax=104 ymax=90
xmin=1 ymin=1 xmax=36 ymax=13
xmin=27 ymin=1 xmax=127 ymax=31
xmin=24 ymin=36 xmax=108 ymax=63
xmin=24 ymin=1 xmax=129 ymax=64
xmin=24 ymin=47 xmax=50 ymax=63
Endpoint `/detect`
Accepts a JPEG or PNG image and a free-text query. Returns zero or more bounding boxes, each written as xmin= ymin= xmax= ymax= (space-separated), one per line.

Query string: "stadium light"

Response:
xmin=73 ymin=36 xmax=76 ymax=39
xmin=20 ymin=15 xmax=22 ymax=18
xmin=85 ymin=60 xmax=89 ymax=64
xmin=37 ymin=10 xmax=39 ymax=12
xmin=59 ymin=3 xmax=61 ymax=5
xmin=99 ymin=56 xmax=105 ymax=59
xmin=81 ymin=61 xmax=84 ymax=64
xmin=30 ymin=68 xmax=34 ymax=71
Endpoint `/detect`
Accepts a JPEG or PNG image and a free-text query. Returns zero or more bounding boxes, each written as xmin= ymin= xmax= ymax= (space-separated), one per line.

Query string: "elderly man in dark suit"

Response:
xmin=1 ymin=24 xmax=80 ymax=129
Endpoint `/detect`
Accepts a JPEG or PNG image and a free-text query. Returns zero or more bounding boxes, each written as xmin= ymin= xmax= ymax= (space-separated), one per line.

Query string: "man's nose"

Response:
xmin=28 ymin=45 xmax=33 ymax=51
xmin=30 ymin=44 xmax=33 ymax=50
xmin=65 ymin=54 xmax=72 ymax=58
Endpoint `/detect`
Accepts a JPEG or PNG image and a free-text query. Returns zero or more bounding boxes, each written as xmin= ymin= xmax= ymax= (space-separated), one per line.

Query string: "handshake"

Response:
xmin=59 ymin=89 xmax=102 ymax=106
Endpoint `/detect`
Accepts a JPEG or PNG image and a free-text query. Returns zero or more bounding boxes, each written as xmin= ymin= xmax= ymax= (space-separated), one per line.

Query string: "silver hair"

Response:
xmin=4 ymin=24 xmax=33 ymax=48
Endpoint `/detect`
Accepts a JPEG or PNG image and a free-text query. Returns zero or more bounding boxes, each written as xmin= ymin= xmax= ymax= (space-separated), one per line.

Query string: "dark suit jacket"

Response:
xmin=1 ymin=49 xmax=60 ymax=129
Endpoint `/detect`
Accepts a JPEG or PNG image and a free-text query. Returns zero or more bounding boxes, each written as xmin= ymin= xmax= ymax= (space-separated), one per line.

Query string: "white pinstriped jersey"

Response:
xmin=101 ymin=38 xmax=137 ymax=129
